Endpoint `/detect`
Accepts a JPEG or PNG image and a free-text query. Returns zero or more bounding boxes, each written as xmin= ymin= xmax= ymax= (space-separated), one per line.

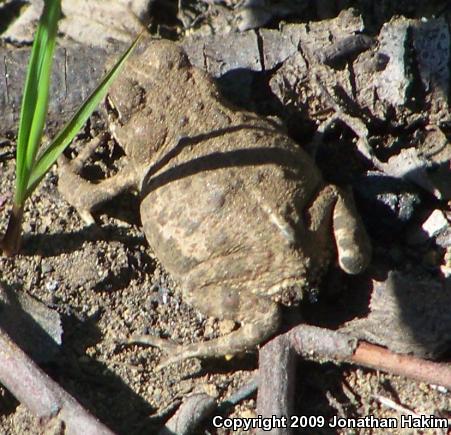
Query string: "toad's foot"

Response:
xmin=125 ymin=335 xmax=186 ymax=370
xmin=58 ymin=138 xmax=139 ymax=225
xmin=333 ymin=188 xmax=371 ymax=274
xmin=128 ymin=302 xmax=282 ymax=370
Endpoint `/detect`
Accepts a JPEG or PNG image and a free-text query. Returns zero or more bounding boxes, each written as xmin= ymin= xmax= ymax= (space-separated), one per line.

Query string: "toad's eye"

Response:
xmin=107 ymin=80 xmax=146 ymax=124
xmin=146 ymin=43 xmax=189 ymax=71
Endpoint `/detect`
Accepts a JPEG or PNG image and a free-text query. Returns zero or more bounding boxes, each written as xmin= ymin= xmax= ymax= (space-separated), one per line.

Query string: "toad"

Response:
xmin=58 ymin=36 xmax=371 ymax=367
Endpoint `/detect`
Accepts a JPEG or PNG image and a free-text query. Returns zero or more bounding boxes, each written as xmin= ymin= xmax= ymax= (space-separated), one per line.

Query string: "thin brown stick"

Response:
xmin=351 ymin=341 xmax=451 ymax=389
xmin=287 ymin=325 xmax=451 ymax=389
xmin=292 ymin=326 xmax=451 ymax=388
xmin=256 ymin=324 xmax=451 ymax=429
xmin=371 ymin=394 xmax=418 ymax=417
xmin=0 ymin=327 xmax=115 ymax=434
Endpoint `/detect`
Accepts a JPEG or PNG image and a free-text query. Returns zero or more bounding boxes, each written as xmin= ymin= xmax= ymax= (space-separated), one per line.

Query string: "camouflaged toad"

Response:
xmin=58 ymin=36 xmax=371 ymax=367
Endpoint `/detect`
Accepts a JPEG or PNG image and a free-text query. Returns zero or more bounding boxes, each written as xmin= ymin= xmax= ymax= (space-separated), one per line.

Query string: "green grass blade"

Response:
xmin=26 ymin=33 xmax=143 ymax=196
xmin=14 ymin=0 xmax=61 ymax=206
xmin=15 ymin=21 xmax=47 ymax=189
xmin=25 ymin=3 xmax=60 ymax=172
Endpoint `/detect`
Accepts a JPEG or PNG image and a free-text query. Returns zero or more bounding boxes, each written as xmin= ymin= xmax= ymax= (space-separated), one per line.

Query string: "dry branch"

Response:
xmin=0 ymin=326 xmax=115 ymax=435
xmin=158 ymin=393 xmax=216 ymax=435
xmin=257 ymin=334 xmax=296 ymax=435
xmin=352 ymin=342 xmax=451 ymax=388
xmin=257 ymin=324 xmax=451 ymax=433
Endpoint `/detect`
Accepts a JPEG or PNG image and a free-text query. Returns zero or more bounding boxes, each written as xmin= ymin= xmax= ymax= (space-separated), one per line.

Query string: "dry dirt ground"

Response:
xmin=0 ymin=1 xmax=450 ymax=434
xmin=1 ymin=138 xmax=449 ymax=435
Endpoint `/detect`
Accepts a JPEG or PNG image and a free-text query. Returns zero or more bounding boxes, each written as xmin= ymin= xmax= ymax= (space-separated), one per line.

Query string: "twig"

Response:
xmin=0 ymin=326 xmax=115 ymax=435
xmin=325 ymin=391 xmax=348 ymax=419
xmin=218 ymin=373 xmax=258 ymax=412
xmin=372 ymin=394 xmax=418 ymax=417
xmin=146 ymin=399 xmax=183 ymax=424
xmin=255 ymin=324 xmax=451 ymax=430
xmin=372 ymin=395 xmax=451 ymax=432
xmin=351 ymin=341 xmax=451 ymax=389
xmin=158 ymin=375 xmax=258 ymax=434
xmin=158 ymin=393 xmax=216 ymax=435
xmin=257 ymin=334 xmax=296 ymax=435
xmin=285 ymin=325 xmax=451 ymax=389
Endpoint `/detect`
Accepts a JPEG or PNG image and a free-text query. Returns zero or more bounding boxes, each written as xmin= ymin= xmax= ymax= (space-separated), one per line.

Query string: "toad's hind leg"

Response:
xmin=129 ymin=290 xmax=282 ymax=369
xmin=57 ymin=138 xmax=139 ymax=225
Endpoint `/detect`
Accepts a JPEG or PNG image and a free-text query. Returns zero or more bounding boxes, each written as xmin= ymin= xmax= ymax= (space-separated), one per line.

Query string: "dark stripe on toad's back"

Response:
xmin=142 ymin=146 xmax=315 ymax=198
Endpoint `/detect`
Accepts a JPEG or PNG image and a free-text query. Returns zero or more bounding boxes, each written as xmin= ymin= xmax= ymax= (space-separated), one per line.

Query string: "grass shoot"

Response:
xmin=1 ymin=0 xmax=141 ymax=255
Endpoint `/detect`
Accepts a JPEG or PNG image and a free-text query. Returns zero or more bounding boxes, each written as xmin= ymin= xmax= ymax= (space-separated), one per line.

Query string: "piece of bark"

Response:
xmin=411 ymin=17 xmax=450 ymax=124
xmin=342 ymin=271 xmax=451 ymax=358
xmin=0 ymin=326 xmax=115 ymax=435
xmin=317 ymin=34 xmax=375 ymax=66
xmin=375 ymin=18 xmax=412 ymax=108
xmin=259 ymin=25 xmax=302 ymax=70
xmin=0 ymin=283 xmax=62 ymax=363
xmin=183 ymin=31 xmax=261 ymax=77
xmin=363 ymin=15 xmax=450 ymax=124
xmin=257 ymin=334 xmax=296 ymax=435
xmin=269 ymin=9 xmax=366 ymax=120
xmin=0 ymin=44 xmax=109 ymax=134
xmin=270 ymin=14 xmax=450 ymax=128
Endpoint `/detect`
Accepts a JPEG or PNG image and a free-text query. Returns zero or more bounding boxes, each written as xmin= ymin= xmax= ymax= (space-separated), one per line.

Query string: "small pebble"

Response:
xmin=219 ymin=319 xmax=236 ymax=335
xmin=202 ymin=383 xmax=219 ymax=398
xmin=204 ymin=318 xmax=216 ymax=337
xmin=45 ymin=280 xmax=59 ymax=292
xmin=422 ymin=210 xmax=448 ymax=237
xmin=431 ymin=384 xmax=448 ymax=394
xmin=159 ymin=287 xmax=169 ymax=305
xmin=41 ymin=263 xmax=54 ymax=274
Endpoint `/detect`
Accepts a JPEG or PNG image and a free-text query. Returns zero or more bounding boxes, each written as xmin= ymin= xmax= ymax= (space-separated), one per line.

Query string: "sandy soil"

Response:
xmin=0 ymin=1 xmax=450 ymax=434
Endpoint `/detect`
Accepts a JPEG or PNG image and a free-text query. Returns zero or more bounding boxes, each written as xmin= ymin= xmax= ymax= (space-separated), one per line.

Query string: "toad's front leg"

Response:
xmin=57 ymin=138 xmax=140 ymax=225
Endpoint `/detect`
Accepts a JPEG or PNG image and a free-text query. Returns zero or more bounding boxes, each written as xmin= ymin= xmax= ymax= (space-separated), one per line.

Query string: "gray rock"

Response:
xmin=355 ymin=171 xmax=421 ymax=234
